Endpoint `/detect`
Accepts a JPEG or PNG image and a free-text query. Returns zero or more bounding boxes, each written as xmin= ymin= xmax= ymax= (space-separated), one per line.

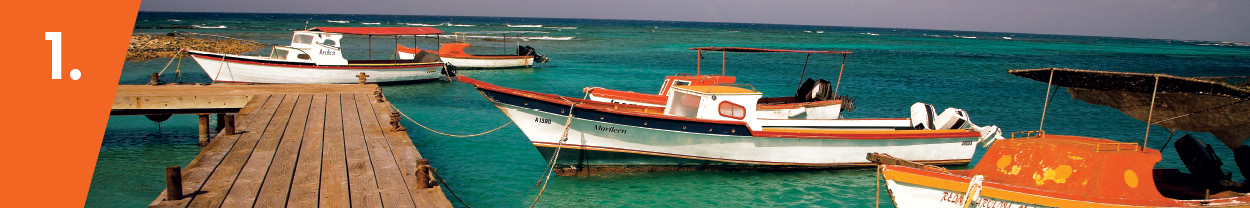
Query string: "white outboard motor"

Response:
xmin=933 ymin=108 xmax=971 ymax=130
xmin=909 ymin=102 xmax=937 ymax=130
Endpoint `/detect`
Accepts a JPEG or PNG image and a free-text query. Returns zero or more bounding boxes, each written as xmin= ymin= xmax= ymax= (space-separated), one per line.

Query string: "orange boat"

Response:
xmin=870 ymin=68 xmax=1250 ymax=207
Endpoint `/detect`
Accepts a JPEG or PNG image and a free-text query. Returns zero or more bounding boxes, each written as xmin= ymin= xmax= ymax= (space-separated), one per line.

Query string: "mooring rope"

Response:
xmin=530 ymin=95 xmax=582 ymax=208
xmin=391 ymin=104 xmax=513 ymax=137
xmin=427 ymin=165 xmax=472 ymax=208
xmin=157 ymin=52 xmax=179 ymax=76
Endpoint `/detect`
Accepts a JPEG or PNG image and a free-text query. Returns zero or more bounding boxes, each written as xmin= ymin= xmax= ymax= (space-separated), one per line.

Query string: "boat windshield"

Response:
xmin=292 ymin=34 xmax=314 ymax=45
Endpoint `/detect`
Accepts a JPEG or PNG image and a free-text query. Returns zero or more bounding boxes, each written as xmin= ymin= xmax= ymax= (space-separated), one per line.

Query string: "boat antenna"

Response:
xmin=1039 ymin=68 xmax=1055 ymax=132
xmin=833 ymin=53 xmax=846 ymax=95
xmin=1143 ymin=75 xmax=1161 ymax=151
xmin=797 ymin=53 xmax=812 ymax=92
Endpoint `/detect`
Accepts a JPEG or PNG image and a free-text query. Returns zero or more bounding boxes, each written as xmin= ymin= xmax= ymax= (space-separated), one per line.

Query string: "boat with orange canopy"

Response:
xmin=586 ymin=47 xmax=854 ymax=119
xmin=870 ymin=68 xmax=1250 ymax=208
xmin=397 ymin=31 xmax=549 ymax=69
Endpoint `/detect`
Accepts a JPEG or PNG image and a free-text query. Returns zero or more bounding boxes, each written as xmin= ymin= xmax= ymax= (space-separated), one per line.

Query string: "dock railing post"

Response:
xmin=356 ymin=72 xmax=369 ymax=84
xmin=415 ymin=159 xmax=433 ymax=189
xmin=390 ymin=111 xmax=407 ymax=132
xmin=165 ymin=166 xmax=183 ymax=200
xmin=197 ymin=114 xmax=210 ymax=146
xmin=222 ymin=114 xmax=235 ymax=136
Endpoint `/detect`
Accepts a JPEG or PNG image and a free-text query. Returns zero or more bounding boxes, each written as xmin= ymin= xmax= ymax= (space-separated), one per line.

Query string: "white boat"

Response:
xmin=397 ymin=31 xmax=550 ymax=69
xmin=187 ymin=27 xmax=449 ymax=84
xmin=460 ymin=75 xmax=1004 ymax=175
xmin=585 ymin=47 xmax=852 ymax=119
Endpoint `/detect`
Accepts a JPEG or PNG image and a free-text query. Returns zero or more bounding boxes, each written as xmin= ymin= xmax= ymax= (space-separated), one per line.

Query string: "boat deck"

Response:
xmin=127 ymin=84 xmax=452 ymax=208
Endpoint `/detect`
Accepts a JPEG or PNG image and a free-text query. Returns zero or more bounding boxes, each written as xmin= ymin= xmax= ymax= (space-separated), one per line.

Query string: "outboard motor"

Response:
xmin=517 ymin=45 xmax=551 ymax=63
xmin=794 ymin=78 xmax=836 ymax=102
xmin=1174 ymin=134 xmax=1229 ymax=184
xmin=909 ymin=102 xmax=937 ymax=130
xmin=933 ymin=108 xmax=969 ymax=130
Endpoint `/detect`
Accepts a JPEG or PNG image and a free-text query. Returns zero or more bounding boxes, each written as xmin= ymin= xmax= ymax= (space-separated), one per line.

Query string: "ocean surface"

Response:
xmin=90 ymin=12 xmax=1249 ymax=207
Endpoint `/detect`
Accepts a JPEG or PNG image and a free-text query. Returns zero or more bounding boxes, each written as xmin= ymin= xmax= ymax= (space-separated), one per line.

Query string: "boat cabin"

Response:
xmin=657 ymin=74 xmax=737 ymax=96
xmin=269 ymin=30 xmax=349 ymax=65
xmin=664 ymin=85 xmax=762 ymax=128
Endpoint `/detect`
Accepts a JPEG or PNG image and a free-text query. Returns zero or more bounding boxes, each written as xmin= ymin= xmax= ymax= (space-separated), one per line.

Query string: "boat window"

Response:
xmin=293 ymin=34 xmax=314 ymax=44
xmin=674 ymin=80 xmax=691 ymax=86
xmin=718 ymin=101 xmax=746 ymax=119
xmin=322 ymin=39 xmax=337 ymax=47
xmin=297 ymin=54 xmax=310 ymax=60
xmin=271 ymin=49 xmax=289 ymax=60
xmin=668 ymin=92 xmax=702 ymax=118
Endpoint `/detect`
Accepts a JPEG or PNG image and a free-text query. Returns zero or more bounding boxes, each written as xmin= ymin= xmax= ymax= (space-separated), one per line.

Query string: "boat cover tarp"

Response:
xmin=1010 ymin=68 xmax=1250 ymax=100
xmin=311 ymin=27 xmax=443 ymax=35
xmin=689 ymin=47 xmax=852 ymax=54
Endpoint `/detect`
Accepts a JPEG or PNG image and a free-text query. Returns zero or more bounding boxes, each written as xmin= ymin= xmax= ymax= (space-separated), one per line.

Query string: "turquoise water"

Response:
xmin=89 ymin=12 xmax=1249 ymax=207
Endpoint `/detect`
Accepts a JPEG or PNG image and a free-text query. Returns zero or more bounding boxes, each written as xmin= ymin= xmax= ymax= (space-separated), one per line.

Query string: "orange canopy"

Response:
xmin=310 ymin=27 xmax=443 ymax=35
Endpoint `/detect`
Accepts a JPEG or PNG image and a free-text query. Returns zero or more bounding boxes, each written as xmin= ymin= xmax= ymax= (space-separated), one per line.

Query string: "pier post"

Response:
xmin=197 ymin=114 xmax=210 ymax=146
xmin=373 ymin=87 xmax=385 ymax=103
xmin=222 ymin=114 xmax=235 ymax=136
xmin=415 ymin=159 xmax=433 ymax=189
xmin=390 ymin=111 xmax=407 ymax=132
xmin=356 ymin=72 xmax=369 ymax=84
xmin=165 ymin=166 xmax=183 ymax=200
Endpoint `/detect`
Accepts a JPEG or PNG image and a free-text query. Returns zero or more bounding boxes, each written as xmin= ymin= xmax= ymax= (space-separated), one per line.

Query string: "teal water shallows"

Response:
xmin=89 ymin=12 xmax=1249 ymax=207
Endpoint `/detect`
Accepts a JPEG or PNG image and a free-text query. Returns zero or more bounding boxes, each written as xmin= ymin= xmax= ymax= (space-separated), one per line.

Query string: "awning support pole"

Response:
xmin=368 ymin=35 xmax=373 ymax=60
xmin=834 ymin=53 xmax=847 ymax=95
xmin=797 ymin=53 xmax=812 ymax=92
xmin=696 ymin=50 xmax=702 ymax=75
xmin=1143 ymin=75 xmax=1160 ymax=151
xmin=1039 ymin=69 xmax=1055 ymax=131
xmin=721 ymin=50 xmax=726 ymax=76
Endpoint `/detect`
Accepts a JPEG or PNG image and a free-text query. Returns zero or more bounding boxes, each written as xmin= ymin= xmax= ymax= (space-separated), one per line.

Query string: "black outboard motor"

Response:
xmin=517 ymin=45 xmax=551 ymax=63
xmin=794 ymin=78 xmax=836 ymax=102
xmin=1174 ymin=134 xmax=1230 ymax=185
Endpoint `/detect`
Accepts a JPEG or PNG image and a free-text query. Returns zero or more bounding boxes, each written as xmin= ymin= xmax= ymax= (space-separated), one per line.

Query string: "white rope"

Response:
xmin=530 ymin=95 xmax=583 ymax=208
xmin=391 ymin=104 xmax=513 ymax=137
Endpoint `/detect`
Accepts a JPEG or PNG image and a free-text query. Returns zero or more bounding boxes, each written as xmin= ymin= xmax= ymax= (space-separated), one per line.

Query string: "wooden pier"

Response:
xmin=114 ymin=84 xmax=452 ymax=208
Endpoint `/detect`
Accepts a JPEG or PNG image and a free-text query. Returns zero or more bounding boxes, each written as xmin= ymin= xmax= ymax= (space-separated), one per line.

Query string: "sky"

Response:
xmin=139 ymin=0 xmax=1250 ymax=42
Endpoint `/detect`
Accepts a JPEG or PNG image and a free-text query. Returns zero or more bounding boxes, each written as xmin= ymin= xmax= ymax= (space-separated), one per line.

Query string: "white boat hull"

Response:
xmin=496 ymin=101 xmax=978 ymax=168
xmin=190 ymin=52 xmax=444 ymax=84
xmin=442 ymin=56 xmax=533 ymax=68
xmin=398 ymin=51 xmax=533 ymax=68
xmin=589 ymin=94 xmax=843 ymax=119
xmin=885 ymin=179 xmax=1042 ymax=208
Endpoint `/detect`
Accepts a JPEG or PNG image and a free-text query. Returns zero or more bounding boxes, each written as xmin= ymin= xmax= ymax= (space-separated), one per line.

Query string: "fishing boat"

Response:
xmin=871 ymin=68 xmax=1250 ymax=207
xmin=187 ymin=27 xmax=449 ymax=84
xmin=586 ymin=47 xmax=853 ymax=119
xmin=460 ymin=75 xmax=1004 ymax=175
xmin=397 ymin=31 xmax=550 ymax=69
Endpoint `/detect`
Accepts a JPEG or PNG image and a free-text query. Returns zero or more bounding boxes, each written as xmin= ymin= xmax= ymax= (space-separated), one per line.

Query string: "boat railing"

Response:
xmin=673 ymin=73 xmax=693 ymax=76
xmin=1095 ymin=142 xmax=1142 ymax=152
xmin=1010 ymin=130 xmax=1045 ymax=139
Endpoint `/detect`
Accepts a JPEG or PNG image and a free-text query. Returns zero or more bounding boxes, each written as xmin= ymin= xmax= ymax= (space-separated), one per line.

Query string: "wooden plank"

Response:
xmin=287 ymin=94 xmax=326 ymax=207
xmin=320 ymin=94 xmax=351 ymax=208
xmin=341 ymin=94 xmax=384 ymax=208
xmin=354 ymin=94 xmax=417 ymax=207
xmin=254 ymin=94 xmax=314 ymax=207
xmin=149 ymin=95 xmax=275 ymax=208
xmin=219 ymin=94 xmax=302 ymax=207
xmin=184 ymin=95 xmax=287 ymax=208
xmin=370 ymin=100 xmax=453 ymax=207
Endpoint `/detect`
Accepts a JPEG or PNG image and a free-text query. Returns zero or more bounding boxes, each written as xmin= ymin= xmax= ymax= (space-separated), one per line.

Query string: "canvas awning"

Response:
xmin=689 ymin=47 xmax=852 ymax=54
xmin=310 ymin=27 xmax=443 ymax=35
xmin=1010 ymin=68 xmax=1250 ymax=100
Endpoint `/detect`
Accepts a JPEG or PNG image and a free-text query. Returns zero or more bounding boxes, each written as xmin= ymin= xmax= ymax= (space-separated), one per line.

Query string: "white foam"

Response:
xmin=1002 ymin=37 xmax=1013 ymax=40
xmin=860 ymin=32 xmax=879 ymax=36
xmin=507 ymin=24 xmax=542 ymax=28
xmin=543 ymin=26 xmax=577 ymax=29
xmin=525 ymin=36 xmax=574 ymax=40
xmin=327 ymin=20 xmax=349 ymax=23
xmin=447 ymin=23 xmax=476 ymax=27
xmin=406 ymin=23 xmax=440 ymax=26
xmin=169 ymin=19 xmax=181 ymax=22
xmin=362 ymin=22 xmax=381 ymax=25
xmin=192 ymin=25 xmax=228 ymax=29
